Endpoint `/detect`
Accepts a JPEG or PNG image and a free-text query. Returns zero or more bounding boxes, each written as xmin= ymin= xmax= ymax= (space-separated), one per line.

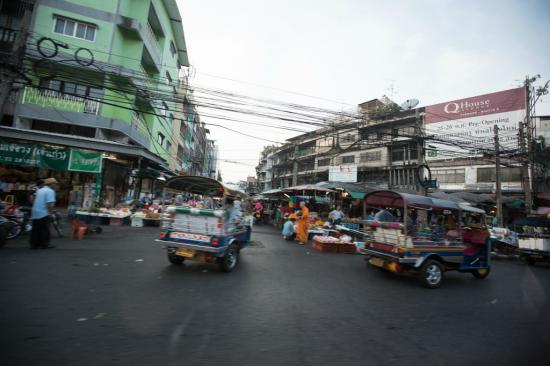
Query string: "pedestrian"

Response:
xmin=295 ymin=201 xmax=309 ymax=245
xmin=329 ymin=205 xmax=345 ymax=226
xmin=30 ymin=177 xmax=57 ymax=249
xmin=282 ymin=213 xmax=296 ymax=240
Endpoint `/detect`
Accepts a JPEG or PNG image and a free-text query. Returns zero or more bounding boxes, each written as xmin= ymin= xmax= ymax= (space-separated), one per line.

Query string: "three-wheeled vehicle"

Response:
xmin=155 ymin=176 xmax=251 ymax=272
xmin=355 ymin=190 xmax=491 ymax=288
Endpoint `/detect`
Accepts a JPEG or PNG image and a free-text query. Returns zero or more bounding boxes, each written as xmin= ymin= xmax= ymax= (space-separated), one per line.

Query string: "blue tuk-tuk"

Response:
xmin=156 ymin=176 xmax=251 ymax=272
xmin=355 ymin=190 xmax=491 ymax=288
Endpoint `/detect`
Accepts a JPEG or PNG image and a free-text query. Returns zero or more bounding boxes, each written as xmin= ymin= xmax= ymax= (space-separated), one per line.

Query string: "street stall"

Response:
xmin=513 ymin=216 xmax=550 ymax=266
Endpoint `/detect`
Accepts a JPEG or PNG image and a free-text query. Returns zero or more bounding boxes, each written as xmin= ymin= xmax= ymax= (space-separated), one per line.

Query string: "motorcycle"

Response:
xmin=0 ymin=216 xmax=15 ymax=248
xmin=0 ymin=205 xmax=32 ymax=240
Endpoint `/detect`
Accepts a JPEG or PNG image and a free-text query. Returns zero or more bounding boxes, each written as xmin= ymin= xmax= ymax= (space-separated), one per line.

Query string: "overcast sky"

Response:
xmin=177 ymin=0 xmax=550 ymax=183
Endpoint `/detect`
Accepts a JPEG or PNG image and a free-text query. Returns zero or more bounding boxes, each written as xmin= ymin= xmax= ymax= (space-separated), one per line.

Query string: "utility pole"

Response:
xmin=494 ymin=125 xmax=503 ymax=226
xmin=0 ymin=6 xmax=32 ymax=121
xmin=518 ymin=122 xmax=532 ymax=214
xmin=415 ymin=108 xmax=427 ymax=196
xmin=524 ymin=78 xmax=534 ymax=213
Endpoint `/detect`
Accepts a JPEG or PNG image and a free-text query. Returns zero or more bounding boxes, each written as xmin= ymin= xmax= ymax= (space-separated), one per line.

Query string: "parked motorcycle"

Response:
xmin=0 ymin=216 xmax=15 ymax=248
xmin=0 ymin=205 xmax=32 ymax=240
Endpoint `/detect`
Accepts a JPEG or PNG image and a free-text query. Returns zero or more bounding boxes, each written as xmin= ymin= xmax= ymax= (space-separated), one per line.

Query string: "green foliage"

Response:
xmin=369 ymin=103 xmax=403 ymax=120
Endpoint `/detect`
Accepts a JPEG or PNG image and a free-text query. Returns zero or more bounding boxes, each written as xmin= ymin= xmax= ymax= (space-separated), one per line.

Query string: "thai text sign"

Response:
xmin=69 ymin=149 xmax=102 ymax=173
xmin=425 ymin=87 xmax=526 ymax=160
xmin=0 ymin=139 xmax=102 ymax=172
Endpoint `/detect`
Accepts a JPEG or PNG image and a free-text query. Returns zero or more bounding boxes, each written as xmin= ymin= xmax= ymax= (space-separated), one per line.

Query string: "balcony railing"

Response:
xmin=138 ymin=64 xmax=156 ymax=91
xmin=295 ymin=146 xmax=316 ymax=158
xmin=21 ymin=87 xmax=100 ymax=115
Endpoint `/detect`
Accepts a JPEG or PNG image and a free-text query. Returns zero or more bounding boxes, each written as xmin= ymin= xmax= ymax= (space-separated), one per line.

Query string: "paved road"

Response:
xmin=0 ymin=224 xmax=549 ymax=365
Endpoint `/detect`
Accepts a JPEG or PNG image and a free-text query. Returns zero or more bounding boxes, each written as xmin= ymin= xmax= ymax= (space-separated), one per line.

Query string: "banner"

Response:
xmin=68 ymin=149 xmax=103 ymax=173
xmin=329 ymin=165 xmax=357 ymax=183
xmin=0 ymin=139 xmax=102 ymax=173
xmin=425 ymin=87 xmax=526 ymax=160
xmin=0 ymin=139 xmax=70 ymax=170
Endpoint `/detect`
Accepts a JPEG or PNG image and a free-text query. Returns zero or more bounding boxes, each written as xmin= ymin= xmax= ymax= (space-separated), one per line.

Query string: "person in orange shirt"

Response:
xmin=295 ymin=201 xmax=309 ymax=245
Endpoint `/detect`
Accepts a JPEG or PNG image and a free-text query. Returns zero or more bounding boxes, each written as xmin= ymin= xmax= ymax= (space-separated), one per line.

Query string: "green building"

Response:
xmin=0 ymin=0 xmax=191 ymax=205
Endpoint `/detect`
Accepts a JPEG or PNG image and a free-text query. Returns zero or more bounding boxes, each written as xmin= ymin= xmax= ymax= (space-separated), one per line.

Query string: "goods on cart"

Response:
xmin=312 ymin=235 xmax=357 ymax=253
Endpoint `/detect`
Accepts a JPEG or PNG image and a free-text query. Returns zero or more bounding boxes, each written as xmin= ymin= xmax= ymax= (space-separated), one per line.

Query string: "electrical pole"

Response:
xmin=524 ymin=78 xmax=534 ymax=213
xmin=519 ymin=122 xmax=532 ymax=215
xmin=0 ymin=6 xmax=32 ymax=121
xmin=416 ymin=108 xmax=427 ymax=196
xmin=494 ymin=125 xmax=503 ymax=226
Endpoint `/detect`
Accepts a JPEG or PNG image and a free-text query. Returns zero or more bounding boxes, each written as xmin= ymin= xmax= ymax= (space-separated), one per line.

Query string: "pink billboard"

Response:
xmin=425 ymin=87 xmax=526 ymax=124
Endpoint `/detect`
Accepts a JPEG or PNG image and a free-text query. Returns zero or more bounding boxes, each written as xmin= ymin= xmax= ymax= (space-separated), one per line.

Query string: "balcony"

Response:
xmin=142 ymin=22 xmax=161 ymax=66
xmin=295 ymin=146 xmax=316 ymax=158
xmin=21 ymin=87 xmax=100 ymax=115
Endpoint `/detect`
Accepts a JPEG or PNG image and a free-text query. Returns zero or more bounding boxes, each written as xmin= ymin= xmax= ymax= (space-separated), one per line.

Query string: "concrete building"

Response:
xmin=0 ymin=0 xmax=199 ymax=205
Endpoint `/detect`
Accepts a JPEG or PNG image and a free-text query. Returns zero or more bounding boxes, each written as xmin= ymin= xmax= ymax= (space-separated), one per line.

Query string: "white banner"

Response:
xmin=329 ymin=165 xmax=357 ymax=182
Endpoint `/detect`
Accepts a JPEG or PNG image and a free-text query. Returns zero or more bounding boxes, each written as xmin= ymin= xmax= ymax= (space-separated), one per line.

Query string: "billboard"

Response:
xmin=329 ymin=164 xmax=357 ymax=182
xmin=425 ymin=87 xmax=526 ymax=160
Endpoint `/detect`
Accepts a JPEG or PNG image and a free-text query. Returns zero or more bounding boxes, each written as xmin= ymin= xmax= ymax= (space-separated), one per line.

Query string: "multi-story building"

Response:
xmin=258 ymin=99 xmax=421 ymax=191
xmin=0 ymin=0 xmax=192 ymax=206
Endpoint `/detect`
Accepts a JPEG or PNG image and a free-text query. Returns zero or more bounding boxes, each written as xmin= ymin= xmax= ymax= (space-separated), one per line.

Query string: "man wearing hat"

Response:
xmin=30 ymin=177 xmax=57 ymax=249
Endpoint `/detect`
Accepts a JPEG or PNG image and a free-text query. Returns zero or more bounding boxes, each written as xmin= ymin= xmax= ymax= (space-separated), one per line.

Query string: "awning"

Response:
xmin=365 ymin=190 xmax=434 ymax=210
xmin=284 ymin=184 xmax=335 ymax=193
xmin=0 ymin=127 xmax=166 ymax=167
xmin=165 ymin=175 xmax=246 ymax=199
xmin=316 ymin=181 xmax=377 ymax=200
xmin=449 ymin=192 xmax=495 ymax=205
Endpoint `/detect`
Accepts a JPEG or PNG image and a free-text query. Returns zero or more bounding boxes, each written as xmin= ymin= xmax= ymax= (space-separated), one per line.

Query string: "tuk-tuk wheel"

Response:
xmin=419 ymin=259 xmax=443 ymax=289
xmin=168 ymin=253 xmax=185 ymax=266
xmin=220 ymin=244 xmax=239 ymax=272
xmin=471 ymin=267 xmax=490 ymax=279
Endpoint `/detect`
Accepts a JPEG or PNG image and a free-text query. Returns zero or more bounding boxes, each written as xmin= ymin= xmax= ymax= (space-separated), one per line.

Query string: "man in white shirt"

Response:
xmin=30 ymin=177 xmax=57 ymax=249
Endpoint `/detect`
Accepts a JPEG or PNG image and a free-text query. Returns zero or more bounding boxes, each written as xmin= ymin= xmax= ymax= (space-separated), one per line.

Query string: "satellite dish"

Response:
xmin=400 ymin=98 xmax=419 ymax=110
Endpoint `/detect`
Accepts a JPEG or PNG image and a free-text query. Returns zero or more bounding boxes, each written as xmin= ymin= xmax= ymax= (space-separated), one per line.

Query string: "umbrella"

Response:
xmin=316 ymin=181 xmax=377 ymax=199
xmin=283 ymin=184 xmax=336 ymax=193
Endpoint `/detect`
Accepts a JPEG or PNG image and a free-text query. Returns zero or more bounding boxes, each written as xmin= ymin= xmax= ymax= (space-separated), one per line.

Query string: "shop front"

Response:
xmin=0 ymin=139 xmax=102 ymax=208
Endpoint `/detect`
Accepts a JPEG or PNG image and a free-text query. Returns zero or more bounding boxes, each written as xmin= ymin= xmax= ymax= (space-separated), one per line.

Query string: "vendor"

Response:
xmin=375 ymin=208 xmax=395 ymax=222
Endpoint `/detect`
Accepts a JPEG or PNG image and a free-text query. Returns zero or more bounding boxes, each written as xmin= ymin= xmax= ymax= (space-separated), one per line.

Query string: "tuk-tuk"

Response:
xmin=356 ymin=190 xmax=491 ymax=288
xmin=155 ymin=176 xmax=251 ymax=272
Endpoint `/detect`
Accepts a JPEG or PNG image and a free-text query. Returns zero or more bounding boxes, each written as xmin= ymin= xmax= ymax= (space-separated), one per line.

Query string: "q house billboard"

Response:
xmin=425 ymin=87 xmax=526 ymax=160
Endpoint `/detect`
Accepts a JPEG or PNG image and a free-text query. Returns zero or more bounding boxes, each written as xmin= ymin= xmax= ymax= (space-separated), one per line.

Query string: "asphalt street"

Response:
xmin=1 ymin=223 xmax=549 ymax=366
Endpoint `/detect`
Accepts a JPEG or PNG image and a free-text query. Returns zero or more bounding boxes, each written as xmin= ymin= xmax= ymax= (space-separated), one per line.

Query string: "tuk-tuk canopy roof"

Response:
xmin=164 ymin=176 xmax=246 ymax=199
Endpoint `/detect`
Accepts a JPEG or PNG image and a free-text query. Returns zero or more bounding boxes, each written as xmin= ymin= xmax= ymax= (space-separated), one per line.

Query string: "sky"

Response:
xmin=177 ymin=0 xmax=550 ymax=183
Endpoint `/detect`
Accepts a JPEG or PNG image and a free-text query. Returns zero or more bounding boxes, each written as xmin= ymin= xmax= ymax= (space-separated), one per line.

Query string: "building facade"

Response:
xmin=0 ymin=0 xmax=216 ymax=207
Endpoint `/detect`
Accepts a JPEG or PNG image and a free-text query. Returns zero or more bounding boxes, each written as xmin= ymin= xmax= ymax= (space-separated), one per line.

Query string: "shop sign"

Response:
xmin=0 ymin=139 xmax=103 ymax=173
xmin=0 ymin=139 xmax=69 ymax=170
xmin=68 ymin=149 xmax=102 ymax=173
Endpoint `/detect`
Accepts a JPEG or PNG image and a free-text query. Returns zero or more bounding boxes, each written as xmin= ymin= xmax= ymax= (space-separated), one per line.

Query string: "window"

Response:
xmin=342 ymin=155 xmax=355 ymax=164
xmin=166 ymin=141 xmax=172 ymax=151
xmin=360 ymin=150 xmax=381 ymax=162
xmin=157 ymin=132 xmax=165 ymax=145
xmin=39 ymin=79 xmax=103 ymax=99
xmin=341 ymin=134 xmax=355 ymax=143
xmin=161 ymin=101 xmax=168 ymax=116
xmin=165 ymin=71 xmax=172 ymax=84
xmin=391 ymin=148 xmax=404 ymax=162
xmin=432 ymin=169 xmax=465 ymax=184
xmin=170 ymin=41 xmax=177 ymax=57
xmin=53 ymin=16 xmax=96 ymax=41
xmin=177 ymin=145 xmax=184 ymax=161
xmin=318 ymin=158 xmax=330 ymax=167
xmin=477 ymin=167 xmax=521 ymax=182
